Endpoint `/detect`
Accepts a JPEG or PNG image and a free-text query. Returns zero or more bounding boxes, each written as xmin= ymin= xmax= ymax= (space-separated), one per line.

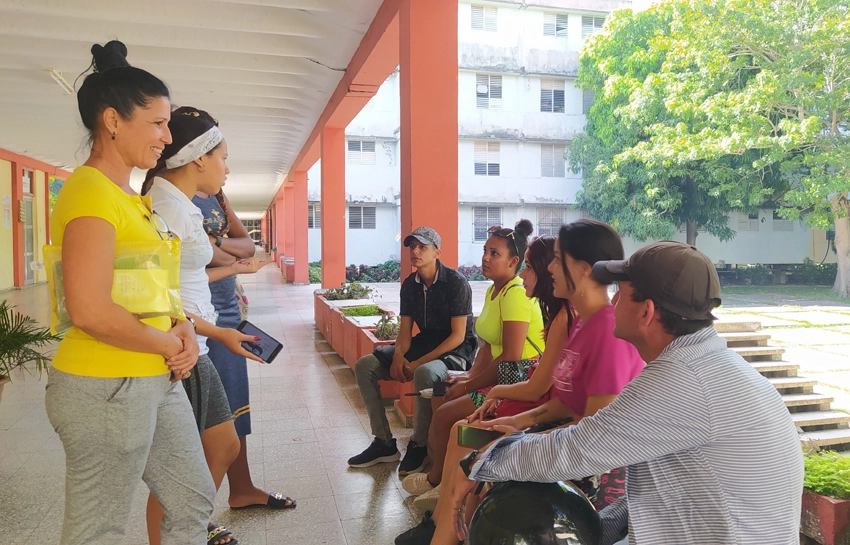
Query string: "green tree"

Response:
xmin=610 ymin=0 xmax=850 ymax=296
xmin=570 ymin=3 xmax=787 ymax=247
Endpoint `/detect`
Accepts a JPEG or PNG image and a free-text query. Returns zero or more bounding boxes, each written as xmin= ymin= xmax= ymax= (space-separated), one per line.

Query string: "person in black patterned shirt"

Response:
xmin=349 ymin=226 xmax=477 ymax=476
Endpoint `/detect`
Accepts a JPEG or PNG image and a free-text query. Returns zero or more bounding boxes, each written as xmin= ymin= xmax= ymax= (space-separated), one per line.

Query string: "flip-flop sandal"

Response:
xmin=207 ymin=523 xmax=238 ymax=545
xmin=231 ymin=492 xmax=297 ymax=510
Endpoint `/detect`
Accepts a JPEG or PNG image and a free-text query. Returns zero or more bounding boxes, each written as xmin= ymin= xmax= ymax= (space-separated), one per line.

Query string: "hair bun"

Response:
xmin=91 ymin=40 xmax=130 ymax=72
xmin=514 ymin=218 xmax=534 ymax=238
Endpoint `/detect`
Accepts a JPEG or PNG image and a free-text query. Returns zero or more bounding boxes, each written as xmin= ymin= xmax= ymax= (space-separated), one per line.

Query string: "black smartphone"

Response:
xmin=236 ymin=320 xmax=283 ymax=363
xmin=432 ymin=380 xmax=452 ymax=396
xmin=457 ymin=424 xmax=505 ymax=449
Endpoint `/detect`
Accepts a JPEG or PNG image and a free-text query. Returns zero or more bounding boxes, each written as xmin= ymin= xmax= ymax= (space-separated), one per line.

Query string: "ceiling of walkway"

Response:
xmin=0 ymin=0 xmax=383 ymax=217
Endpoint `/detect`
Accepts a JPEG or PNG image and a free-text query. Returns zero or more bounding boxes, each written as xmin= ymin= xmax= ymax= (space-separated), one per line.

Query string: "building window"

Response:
xmin=349 ymin=205 xmax=376 ymax=229
xmin=471 ymin=5 xmax=497 ymax=32
xmin=308 ymin=204 xmax=321 ymax=229
xmin=543 ymin=13 xmax=568 ymax=37
xmin=476 ymin=74 xmax=502 ymax=109
xmin=540 ymin=79 xmax=566 ymax=113
xmin=473 ymin=206 xmax=502 ymax=242
xmin=474 ymin=141 xmax=500 ymax=176
xmin=347 ymin=140 xmax=376 ymax=165
xmin=538 ymin=207 xmax=568 ymax=236
xmin=581 ymin=16 xmax=605 ymax=39
xmin=737 ymin=212 xmax=759 ymax=232
xmin=773 ymin=210 xmax=793 ymax=232
xmin=541 ymin=144 xmax=567 ymax=177
xmin=580 ymin=209 xmax=592 ymax=219
xmin=582 ymin=90 xmax=595 ymax=114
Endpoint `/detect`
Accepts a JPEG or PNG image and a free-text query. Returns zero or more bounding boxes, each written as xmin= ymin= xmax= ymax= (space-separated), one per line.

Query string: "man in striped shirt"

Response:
xmin=451 ymin=241 xmax=804 ymax=545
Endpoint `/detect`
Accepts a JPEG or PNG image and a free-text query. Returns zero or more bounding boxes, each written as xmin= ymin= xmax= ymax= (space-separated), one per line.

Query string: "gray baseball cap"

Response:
xmin=404 ymin=226 xmax=441 ymax=248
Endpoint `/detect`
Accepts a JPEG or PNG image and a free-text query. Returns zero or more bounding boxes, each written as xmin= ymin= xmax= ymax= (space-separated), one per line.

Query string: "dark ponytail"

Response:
xmin=556 ymin=219 xmax=624 ymax=292
xmin=77 ymin=40 xmax=169 ymax=143
xmin=525 ymin=235 xmax=571 ymax=332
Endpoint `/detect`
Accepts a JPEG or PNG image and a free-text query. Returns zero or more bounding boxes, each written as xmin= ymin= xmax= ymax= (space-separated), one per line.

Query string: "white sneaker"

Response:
xmin=402 ymin=472 xmax=436 ymax=496
xmin=412 ymin=484 xmax=441 ymax=513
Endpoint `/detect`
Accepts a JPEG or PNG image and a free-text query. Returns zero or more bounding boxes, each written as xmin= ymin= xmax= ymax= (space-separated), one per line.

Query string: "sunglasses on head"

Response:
xmin=487 ymin=225 xmax=519 ymax=256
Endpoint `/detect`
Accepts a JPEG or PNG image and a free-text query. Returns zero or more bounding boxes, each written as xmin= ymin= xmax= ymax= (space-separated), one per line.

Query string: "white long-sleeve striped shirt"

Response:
xmin=470 ymin=327 xmax=804 ymax=545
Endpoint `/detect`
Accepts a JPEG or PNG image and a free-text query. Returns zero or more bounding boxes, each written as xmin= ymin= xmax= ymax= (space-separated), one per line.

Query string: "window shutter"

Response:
xmin=582 ymin=16 xmax=604 ymax=39
xmin=362 ymin=141 xmax=376 ymax=165
xmin=363 ymin=206 xmax=376 ymax=229
xmin=544 ymin=13 xmax=556 ymax=36
xmin=554 ymin=144 xmax=566 ymax=177
xmin=540 ymin=78 xmax=554 ymax=112
xmin=347 ymin=140 xmax=361 ymax=164
xmin=773 ymin=211 xmax=793 ymax=232
xmin=349 ymin=206 xmax=362 ymax=229
xmin=582 ymin=90 xmax=595 ymax=114
xmin=541 ymin=145 xmax=554 ymax=177
xmin=484 ymin=7 xmax=497 ymax=31
xmin=537 ymin=207 xmax=566 ymax=236
xmin=489 ymin=75 xmax=502 ymax=109
xmin=476 ymin=74 xmax=490 ymax=109
xmin=553 ymin=82 xmax=565 ymax=113
xmin=472 ymin=5 xmax=484 ymax=30
xmin=474 ymin=141 xmax=488 ymax=175
xmin=487 ymin=142 xmax=500 ymax=176
xmin=556 ymin=14 xmax=568 ymax=37
xmin=314 ymin=204 xmax=322 ymax=229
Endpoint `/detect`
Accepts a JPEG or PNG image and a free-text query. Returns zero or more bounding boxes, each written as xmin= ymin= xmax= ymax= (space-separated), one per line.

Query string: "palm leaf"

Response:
xmin=0 ymin=300 xmax=61 ymax=379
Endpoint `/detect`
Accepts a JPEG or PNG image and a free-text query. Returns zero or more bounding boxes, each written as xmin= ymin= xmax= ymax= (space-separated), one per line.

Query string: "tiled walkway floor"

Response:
xmin=0 ymin=266 xmax=419 ymax=545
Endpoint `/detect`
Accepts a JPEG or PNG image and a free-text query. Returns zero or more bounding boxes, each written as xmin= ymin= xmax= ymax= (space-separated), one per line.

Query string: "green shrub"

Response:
xmin=787 ymin=260 xmax=837 ymax=285
xmin=804 ymin=450 xmax=850 ymax=500
xmin=341 ymin=305 xmax=383 ymax=317
xmin=736 ymin=264 xmax=773 ymax=285
xmin=324 ymin=282 xmax=374 ymax=301
xmin=308 ymin=263 xmax=322 ymax=284
xmin=374 ymin=313 xmax=400 ymax=341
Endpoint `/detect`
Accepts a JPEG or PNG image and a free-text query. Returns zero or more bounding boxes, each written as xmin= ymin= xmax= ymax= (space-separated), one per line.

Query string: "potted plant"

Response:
xmin=0 ymin=301 xmax=60 ymax=403
xmin=801 ymin=449 xmax=850 ymax=545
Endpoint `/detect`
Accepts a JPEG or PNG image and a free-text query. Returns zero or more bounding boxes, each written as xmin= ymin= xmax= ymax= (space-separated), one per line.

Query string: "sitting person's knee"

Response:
xmin=354 ymin=355 xmax=379 ymax=379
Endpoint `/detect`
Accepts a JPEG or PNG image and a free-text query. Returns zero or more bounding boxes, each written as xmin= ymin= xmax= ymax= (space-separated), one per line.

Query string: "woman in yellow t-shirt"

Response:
xmin=44 ymin=41 xmax=215 ymax=545
xmin=407 ymin=219 xmax=544 ymax=491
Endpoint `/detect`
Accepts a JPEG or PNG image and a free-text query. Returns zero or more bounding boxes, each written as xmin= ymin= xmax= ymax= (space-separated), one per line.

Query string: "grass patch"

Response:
xmin=341 ymin=305 xmax=384 ymax=317
xmin=722 ymin=285 xmax=849 ymax=303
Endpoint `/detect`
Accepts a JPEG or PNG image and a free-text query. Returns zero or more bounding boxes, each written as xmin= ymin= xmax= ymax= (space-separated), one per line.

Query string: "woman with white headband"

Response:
xmin=142 ymin=106 xmax=276 ymax=545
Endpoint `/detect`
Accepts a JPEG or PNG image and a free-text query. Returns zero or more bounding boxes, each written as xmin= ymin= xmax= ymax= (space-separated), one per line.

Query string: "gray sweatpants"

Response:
xmin=354 ymin=354 xmax=449 ymax=446
xmin=45 ymin=368 xmax=215 ymax=545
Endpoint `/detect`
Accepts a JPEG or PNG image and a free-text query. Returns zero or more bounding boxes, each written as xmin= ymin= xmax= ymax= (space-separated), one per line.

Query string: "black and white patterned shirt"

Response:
xmin=470 ymin=327 xmax=804 ymax=545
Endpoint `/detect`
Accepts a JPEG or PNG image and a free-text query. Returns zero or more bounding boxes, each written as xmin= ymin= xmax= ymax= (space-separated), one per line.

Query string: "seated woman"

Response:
xmin=395 ymin=219 xmax=646 ymax=545
xmin=401 ymin=220 xmax=546 ymax=498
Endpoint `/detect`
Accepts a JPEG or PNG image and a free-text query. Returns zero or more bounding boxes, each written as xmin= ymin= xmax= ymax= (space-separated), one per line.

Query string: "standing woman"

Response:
xmin=193 ymin=169 xmax=290 ymax=510
xmin=45 ymin=41 xmax=215 ymax=544
xmin=142 ymin=107 xmax=270 ymax=545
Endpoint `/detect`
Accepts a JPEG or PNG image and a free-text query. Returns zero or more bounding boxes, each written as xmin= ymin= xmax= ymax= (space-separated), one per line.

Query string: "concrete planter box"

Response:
xmin=343 ymin=313 xmax=387 ymax=369
xmin=313 ymin=290 xmax=372 ymax=348
xmin=801 ymin=490 xmax=850 ymax=545
xmin=314 ymin=292 xmax=327 ymax=339
xmin=359 ymin=328 xmax=415 ymax=402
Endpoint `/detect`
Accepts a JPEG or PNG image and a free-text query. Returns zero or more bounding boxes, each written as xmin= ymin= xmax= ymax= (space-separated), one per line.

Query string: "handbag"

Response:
xmin=43 ymin=239 xmax=185 ymax=334
xmin=495 ymin=284 xmax=544 ymax=385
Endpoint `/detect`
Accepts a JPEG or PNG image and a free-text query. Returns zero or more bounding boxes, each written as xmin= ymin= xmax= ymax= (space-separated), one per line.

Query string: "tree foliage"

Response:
xmin=571 ymin=0 xmax=850 ymax=295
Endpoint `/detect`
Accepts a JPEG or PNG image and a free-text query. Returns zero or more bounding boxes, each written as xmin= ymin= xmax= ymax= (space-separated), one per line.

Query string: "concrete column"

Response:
xmin=399 ymin=0 xmax=458 ymax=271
xmin=293 ymin=170 xmax=309 ymax=283
xmin=321 ymin=127 xmax=346 ymax=288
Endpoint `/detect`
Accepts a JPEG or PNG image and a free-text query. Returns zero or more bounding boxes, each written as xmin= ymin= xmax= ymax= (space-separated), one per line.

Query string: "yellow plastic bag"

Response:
xmin=44 ymin=240 xmax=185 ymax=335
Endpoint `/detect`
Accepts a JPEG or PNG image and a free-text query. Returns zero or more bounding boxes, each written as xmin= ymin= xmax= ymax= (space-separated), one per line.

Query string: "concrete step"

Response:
xmin=750 ymin=360 xmax=799 ymax=376
xmin=768 ymin=377 xmax=818 ymax=391
xmin=719 ymin=332 xmax=771 ymax=346
xmin=792 ymin=410 xmax=850 ymax=428
xmin=783 ymin=393 xmax=834 ymax=410
xmin=732 ymin=346 xmax=785 ymax=361
xmin=714 ymin=321 xmax=761 ymax=333
xmin=799 ymin=428 xmax=850 ymax=449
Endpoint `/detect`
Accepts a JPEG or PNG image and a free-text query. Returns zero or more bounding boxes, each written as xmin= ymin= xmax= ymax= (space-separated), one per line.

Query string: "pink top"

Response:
xmin=551 ymin=305 xmax=644 ymax=416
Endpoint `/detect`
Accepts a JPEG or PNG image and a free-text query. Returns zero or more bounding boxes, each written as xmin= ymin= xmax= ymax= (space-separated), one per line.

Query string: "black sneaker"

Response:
xmin=395 ymin=511 xmax=435 ymax=545
xmin=398 ymin=442 xmax=429 ymax=476
xmin=347 ymin=438 xmax=400 ymax=468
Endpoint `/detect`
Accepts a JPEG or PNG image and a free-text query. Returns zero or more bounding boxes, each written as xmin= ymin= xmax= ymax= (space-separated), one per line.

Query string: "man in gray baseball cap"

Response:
xmin=449 ymin=239 xmax=803 ymax=545
xmin=404 ymin=226 xmax=441 ymax=249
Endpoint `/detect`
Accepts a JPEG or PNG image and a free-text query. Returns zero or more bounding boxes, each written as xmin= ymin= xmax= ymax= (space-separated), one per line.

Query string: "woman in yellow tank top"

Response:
xmin=45 ymin=41 xmax=215 ymax=545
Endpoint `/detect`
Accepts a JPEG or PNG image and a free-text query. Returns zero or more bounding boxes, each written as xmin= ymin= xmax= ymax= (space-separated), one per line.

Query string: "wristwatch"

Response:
xmin=214 ymin=235 xmax=223 ymax=247
xmin=459 ymin=449 xmax=480 ymax=478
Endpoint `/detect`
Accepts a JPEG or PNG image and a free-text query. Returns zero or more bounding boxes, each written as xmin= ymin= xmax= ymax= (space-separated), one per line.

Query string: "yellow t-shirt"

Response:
xmin=49 ymin=166 xmax=171 ymax=378
xmin=475 ymin=276 xmax=546 ymax=359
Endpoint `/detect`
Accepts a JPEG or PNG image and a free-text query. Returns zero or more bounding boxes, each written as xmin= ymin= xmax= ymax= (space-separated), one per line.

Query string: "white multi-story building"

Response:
xmin=306 ymin=0 xmax=828 ymax=268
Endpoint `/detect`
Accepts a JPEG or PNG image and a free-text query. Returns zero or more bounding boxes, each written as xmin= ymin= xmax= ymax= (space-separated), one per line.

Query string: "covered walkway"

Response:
xmin=0 ymin=266 xmax=420 ymax=545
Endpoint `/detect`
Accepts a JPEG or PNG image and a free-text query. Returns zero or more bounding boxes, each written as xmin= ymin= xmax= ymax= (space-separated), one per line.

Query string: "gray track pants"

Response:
xmin=45 ymin=368 xmax=215 ymax=545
